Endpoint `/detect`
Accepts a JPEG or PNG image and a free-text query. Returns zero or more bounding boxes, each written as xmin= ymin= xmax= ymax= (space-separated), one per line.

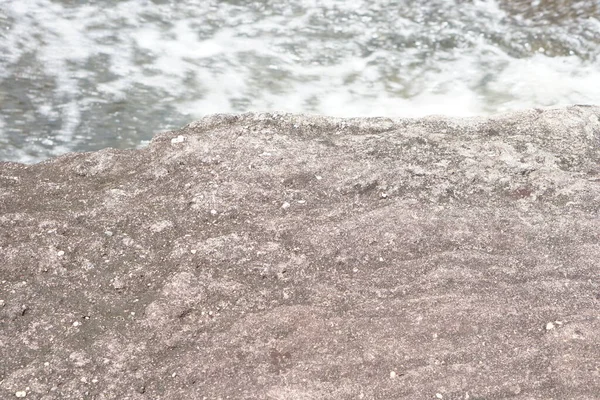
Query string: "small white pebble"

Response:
xmin=172 ymin=372 xmax=177 ymax=378
xmin=546 ymin=322 xmax=555 ymax=330
xmin=379 ymin=257 xmax=384 ymax=262
xmin=73 ymin=321 xmax=80 ymax=327
xmin=436 ymin=394 xmax=443 ymax=399
xmin=190 ymin=249 xmax=197 ymax=254
xmin=91 ymin=378 xmax=98 ymax=384
xmin=381 ymin=192 xmax=388 ymax=198
xmin=315 ymin=175 xmax=322 ymax=180
xmin=0 ymin=299 xmax=4 ymax=307
xmin=390 ymin=371 xmax=396 ymax=379
xmin=281 ymin=202 xmax=291 ymax=210
xmin=210 ymin=209 xmax=218 ymax=215
xmin=171 ymin=135 xmax=185 ymax=144
xmin=15 ymin=391 xmax=26 ymax=398
xmin=57 ymin=251 xmax=65 ymax=257
xmin=297 ymin=200 xmax=306 ymax=204
xmin=44 ymin=362 xmax=49 ymax=367
xmin=104 ymin=231 xmax=113 ymax=237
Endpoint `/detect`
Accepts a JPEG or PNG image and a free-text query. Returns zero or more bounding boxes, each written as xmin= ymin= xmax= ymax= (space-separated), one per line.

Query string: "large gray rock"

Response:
xmin=1 ymin=106 xmax=599 ymax=399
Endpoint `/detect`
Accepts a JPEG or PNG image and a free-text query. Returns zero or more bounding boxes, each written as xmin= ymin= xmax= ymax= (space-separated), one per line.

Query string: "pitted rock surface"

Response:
xmin=1 ymin=106 xmax=600 ymax=399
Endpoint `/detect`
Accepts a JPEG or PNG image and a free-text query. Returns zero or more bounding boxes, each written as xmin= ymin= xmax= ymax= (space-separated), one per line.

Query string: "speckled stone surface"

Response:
xmin=1 ymin=106 xmax=599 ymax=399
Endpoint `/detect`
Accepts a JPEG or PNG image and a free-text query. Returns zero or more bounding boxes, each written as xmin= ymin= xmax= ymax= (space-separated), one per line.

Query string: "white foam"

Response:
xmin=1 ymin=0 xmax=599 ymax=162
xmin=490 ymin=54 xmax=600 ymax=111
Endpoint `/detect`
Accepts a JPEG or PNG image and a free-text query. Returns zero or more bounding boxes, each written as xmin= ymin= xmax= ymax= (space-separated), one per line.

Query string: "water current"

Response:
xmin=1 ymin=0 xmax=599 ymax=162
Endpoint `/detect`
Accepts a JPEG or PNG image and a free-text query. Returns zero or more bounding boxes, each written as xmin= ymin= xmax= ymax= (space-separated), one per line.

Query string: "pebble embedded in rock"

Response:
xmin=15 ymin=391 xmax=26 ymax=398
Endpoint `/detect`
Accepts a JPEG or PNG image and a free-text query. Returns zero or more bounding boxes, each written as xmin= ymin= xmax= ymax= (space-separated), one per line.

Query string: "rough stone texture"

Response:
xmin=1 ymin=106 xmax=600 ymax=400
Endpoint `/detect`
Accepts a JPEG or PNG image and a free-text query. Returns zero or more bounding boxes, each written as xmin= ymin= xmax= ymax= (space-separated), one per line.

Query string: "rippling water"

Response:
xmin=1 ymin=0 xmax=599 ymax=163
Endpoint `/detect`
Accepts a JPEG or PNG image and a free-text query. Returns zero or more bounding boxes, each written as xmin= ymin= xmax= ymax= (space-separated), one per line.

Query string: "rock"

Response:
xmin=1 ymin=106 xmax=600 ymax=399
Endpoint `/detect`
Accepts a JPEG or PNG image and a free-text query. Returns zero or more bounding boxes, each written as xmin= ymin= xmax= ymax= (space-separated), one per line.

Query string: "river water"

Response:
xmin=1 ymin=0 xmax=599 ymax=163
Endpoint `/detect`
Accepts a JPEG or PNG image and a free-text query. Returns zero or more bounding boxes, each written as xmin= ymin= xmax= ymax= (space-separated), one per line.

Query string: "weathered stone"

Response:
xmin=1 ymin=106 xmax=599 ymax=399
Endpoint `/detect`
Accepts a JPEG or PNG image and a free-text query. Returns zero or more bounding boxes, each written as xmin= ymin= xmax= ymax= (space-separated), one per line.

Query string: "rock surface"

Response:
xmin=1 ymin=106 xmax=600 ymax=399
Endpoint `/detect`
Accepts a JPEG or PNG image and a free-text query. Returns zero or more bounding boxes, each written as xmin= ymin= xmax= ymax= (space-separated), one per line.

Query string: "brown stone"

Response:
xmin=1 ymin=106 xmax=599 ymax=399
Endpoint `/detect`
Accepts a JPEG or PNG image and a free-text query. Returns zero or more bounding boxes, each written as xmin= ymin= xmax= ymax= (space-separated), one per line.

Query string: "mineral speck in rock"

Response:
xmin=112 ymin=277 xmax=125 ymax=290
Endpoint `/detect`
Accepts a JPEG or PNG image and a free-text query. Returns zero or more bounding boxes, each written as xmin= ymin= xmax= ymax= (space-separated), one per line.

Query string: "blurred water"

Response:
xmin=0 ymin=0 xmax=599 ymax=163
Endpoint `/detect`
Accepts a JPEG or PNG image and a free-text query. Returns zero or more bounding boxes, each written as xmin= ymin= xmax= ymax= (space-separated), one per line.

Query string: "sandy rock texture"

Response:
xmin=1 ymin=106 xmax=600 ymax=399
